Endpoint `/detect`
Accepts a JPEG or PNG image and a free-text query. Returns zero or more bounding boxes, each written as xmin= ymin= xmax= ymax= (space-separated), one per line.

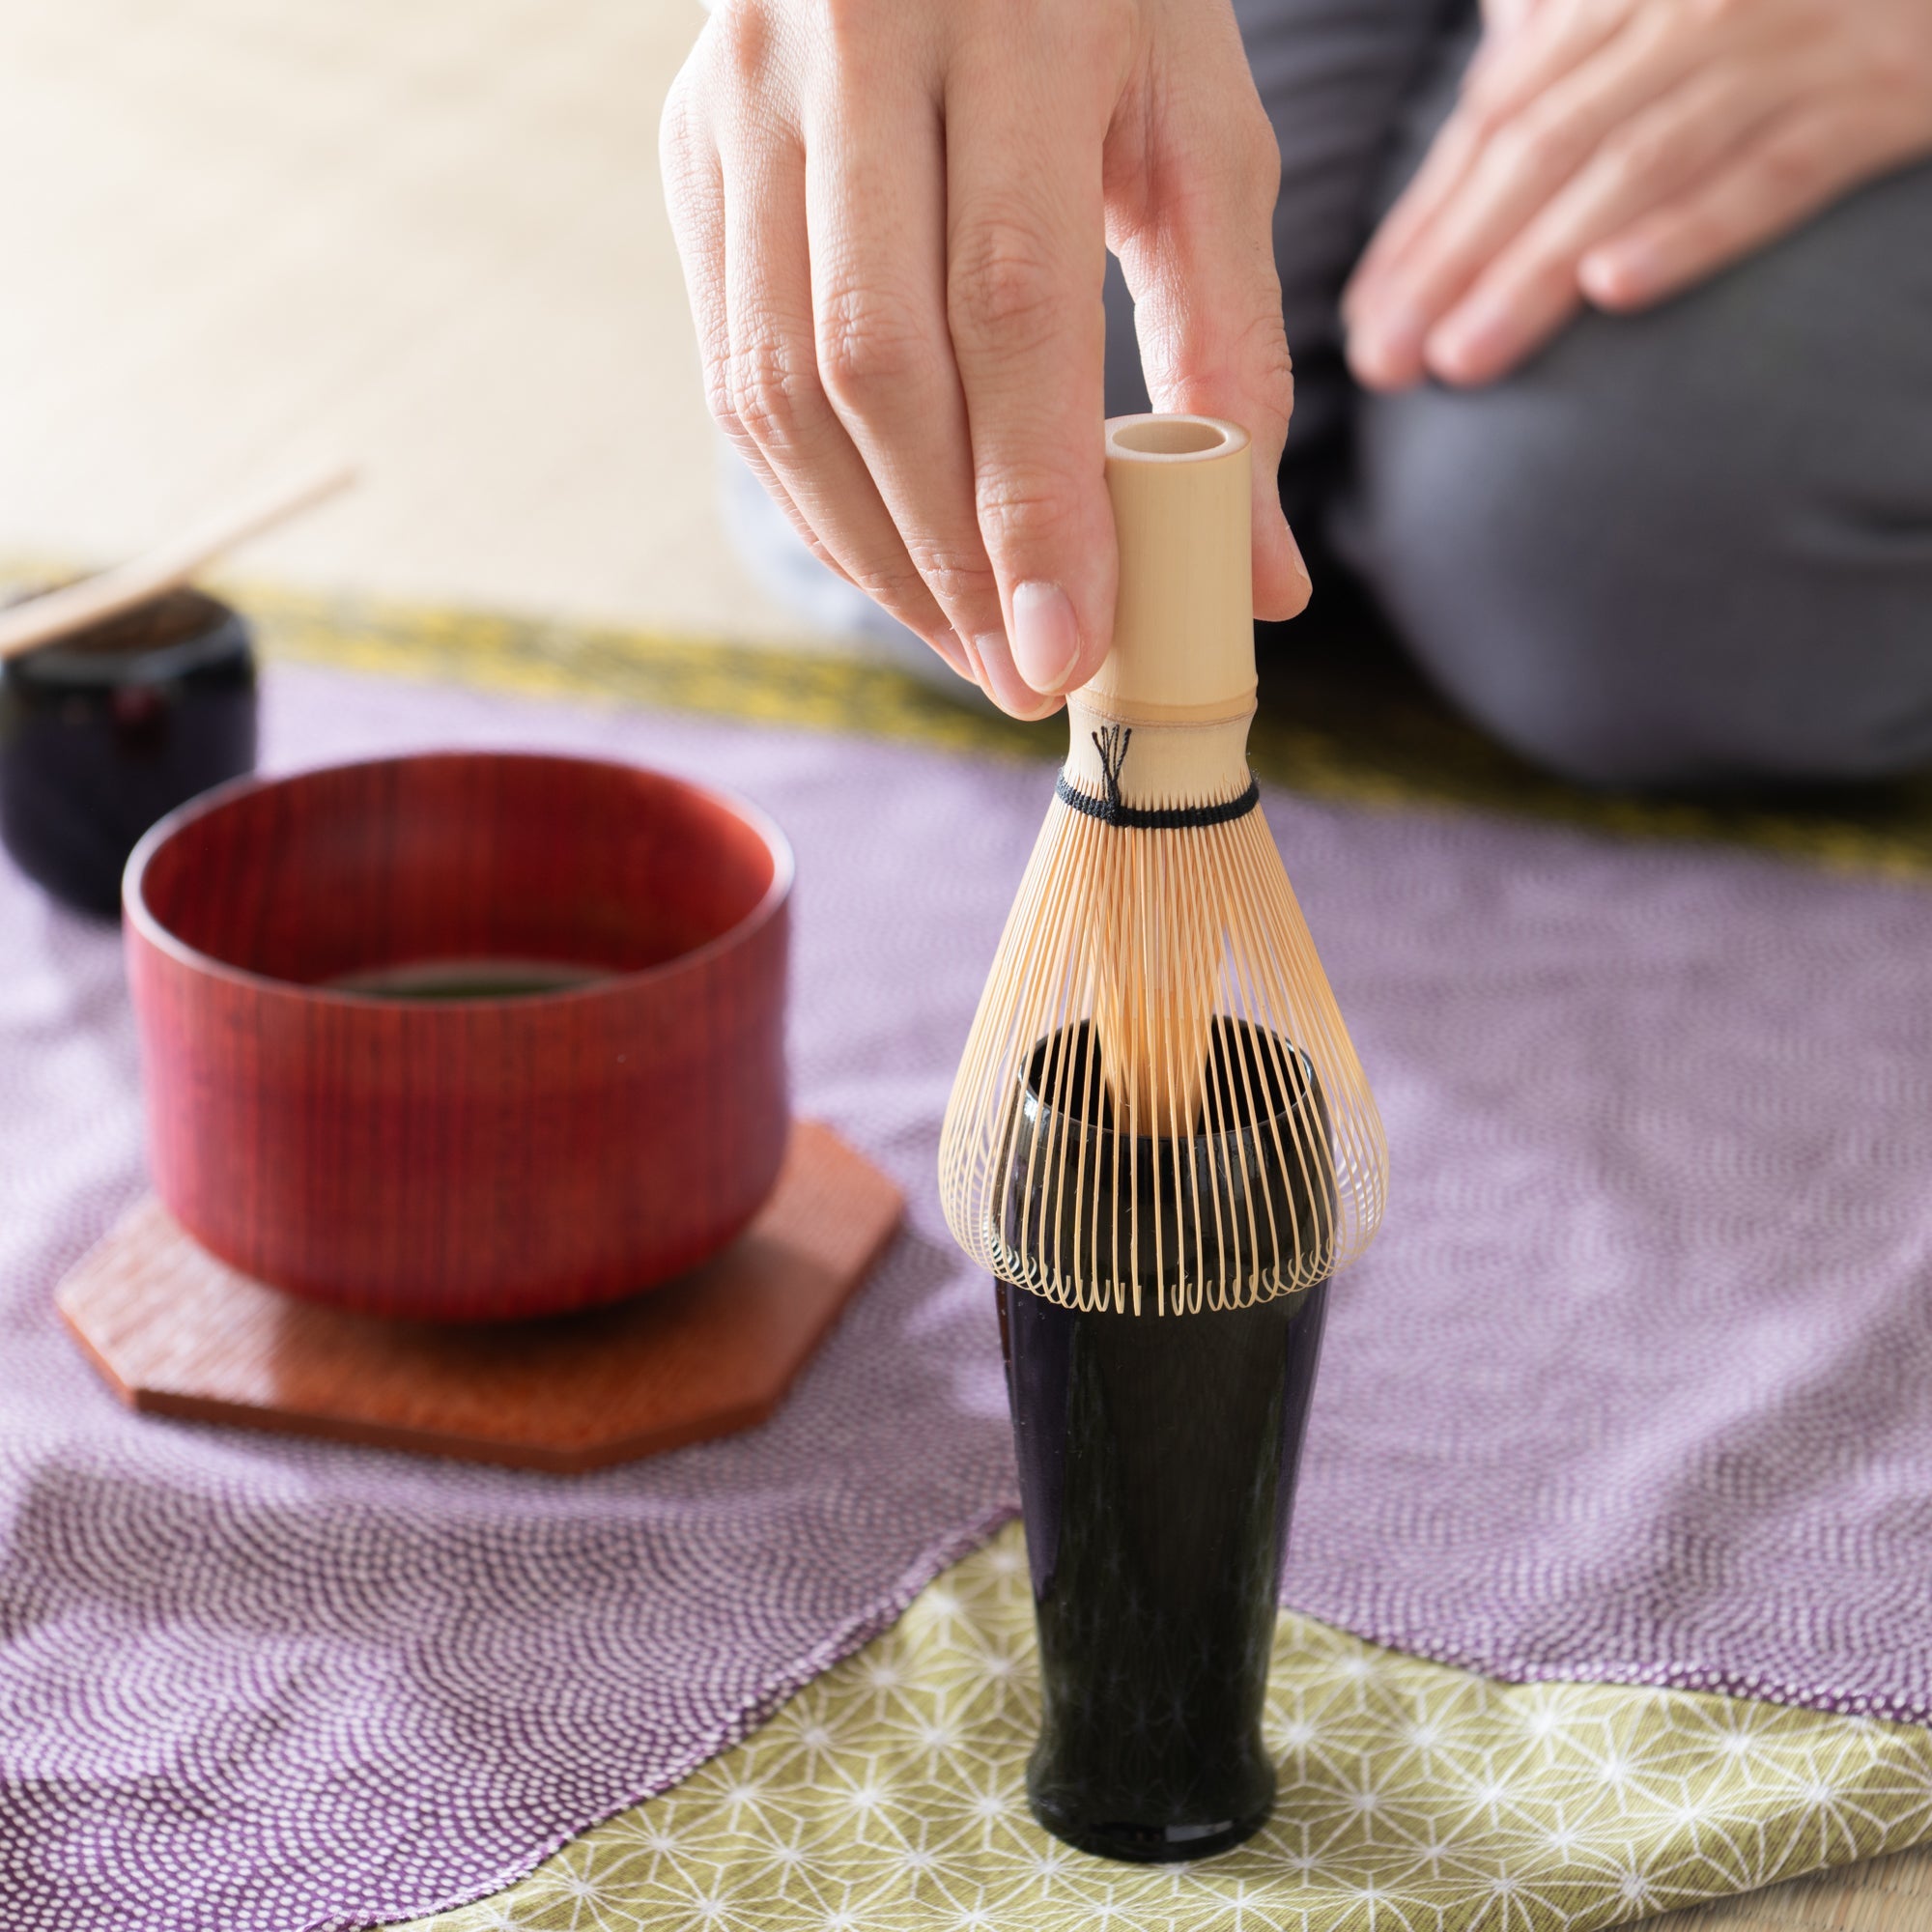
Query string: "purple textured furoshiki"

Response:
xmin=3 ymin=665 xmax=1932 ymax=1932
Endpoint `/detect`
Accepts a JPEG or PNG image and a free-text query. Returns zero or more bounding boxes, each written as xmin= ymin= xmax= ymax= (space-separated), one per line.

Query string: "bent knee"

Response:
xmin=1335 ymin=295 xmax=1932 ymax=789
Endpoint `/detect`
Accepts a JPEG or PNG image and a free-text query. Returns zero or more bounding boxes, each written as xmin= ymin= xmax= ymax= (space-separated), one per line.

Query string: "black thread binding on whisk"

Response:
xmin=1094 ymin=723 xmax=1131 ymax=809
xmin=1055 ymin=723 xmax=1262 ymax=829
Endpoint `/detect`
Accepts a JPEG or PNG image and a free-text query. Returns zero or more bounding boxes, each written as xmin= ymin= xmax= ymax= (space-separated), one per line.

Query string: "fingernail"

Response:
xmin=1580 ymin=246 xmax=1646 ymax=307
xmin=971 ymin=632 xmax=1061 ymax=720
xmin=1009 ymin=581 xmax=1080 ymax=695
xmin=927 ymin=627 xmax=971 ymax=678
xmin=1427 ymin=296 xmax=1510 ymax=381
xmin=1347 ymin=301 xmax=1427 ymax=388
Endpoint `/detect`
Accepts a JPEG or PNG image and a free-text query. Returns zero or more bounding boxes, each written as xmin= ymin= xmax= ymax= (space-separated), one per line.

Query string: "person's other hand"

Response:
xmin=1344 ymin=0 xmax=1932 ymax=391
xmin=1480 ymin=0 xmax=1549 ymax=43
xmin=660 ymin=0 xmax=1310 ymax=718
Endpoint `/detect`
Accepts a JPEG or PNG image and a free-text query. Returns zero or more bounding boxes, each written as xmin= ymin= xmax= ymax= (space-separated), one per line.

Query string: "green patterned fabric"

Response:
xmin=402 ymin=1523 xmax=1932 ymax=1932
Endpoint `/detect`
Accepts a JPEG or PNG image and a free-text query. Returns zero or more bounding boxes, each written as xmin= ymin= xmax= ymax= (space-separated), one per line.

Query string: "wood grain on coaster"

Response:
xmin=57 ymin=1121 xmax=900 ymax=1473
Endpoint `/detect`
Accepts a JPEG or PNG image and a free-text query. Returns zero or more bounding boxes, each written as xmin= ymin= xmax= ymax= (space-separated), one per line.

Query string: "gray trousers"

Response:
xmin=1106 ymin=0 xmax=1932 ymax=787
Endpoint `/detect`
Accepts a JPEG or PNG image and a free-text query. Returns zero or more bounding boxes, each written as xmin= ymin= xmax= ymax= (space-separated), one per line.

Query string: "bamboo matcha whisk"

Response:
xmin=939 ymin=414 xmax=1387 ymax=1317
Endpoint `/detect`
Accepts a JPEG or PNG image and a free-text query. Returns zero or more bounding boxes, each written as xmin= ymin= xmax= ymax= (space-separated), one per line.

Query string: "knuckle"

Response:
xmin=799 ymin=531 xmax=846 ymax=580
xmin=846 ymin=558 xmax=927 ymax=617
xmin=974 ymin=471 xmax=1081 ymax=551
xmin=1496 ymin=113 xmax=1571 ymax=178
xmin=949 ymin=221 xmax=1065 ymax=349
xmin=1760 ymin=123 xmax=1826 ymax=191
xmin=817 ymin=0 xmax=882 ymax=48
xmin=715 ymin=0 xmax=781 ymax=88
xmin=1150 ymin=303 xmax=1293 ymax=429
xmin=1237 ymin=307 xmax=1295 ymax=413
xmin=816 ymin=0 xmax=915 ymax=62
xmin=1459 ymin=88 xmax=1502 ymax=141
xmin=1599 ymin=123 xmax=1668 ymax=185
xmin=904 ymin=542 xmax=995 ymax=607
xmin=1460 ymin=78 xmax=1519 ymax=144
xmin=698 ymin=349 xmax=741 ymax=431
xmin=730 ymin=335 xmax=825 ymax=448
xmin=814 ymin=285 xmax=931 ymax=407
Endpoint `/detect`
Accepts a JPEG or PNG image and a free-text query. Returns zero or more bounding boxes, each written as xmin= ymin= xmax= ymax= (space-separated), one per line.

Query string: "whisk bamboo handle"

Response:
xmin=0 ymin=461 xmax=358 ymax=662
xmin=1080 ymin=415 xmax=1255 ymax=726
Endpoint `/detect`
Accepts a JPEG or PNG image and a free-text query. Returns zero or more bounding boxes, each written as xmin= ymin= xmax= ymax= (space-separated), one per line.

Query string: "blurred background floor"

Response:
xmin=0 ymin=0 xmax=833 ymax=645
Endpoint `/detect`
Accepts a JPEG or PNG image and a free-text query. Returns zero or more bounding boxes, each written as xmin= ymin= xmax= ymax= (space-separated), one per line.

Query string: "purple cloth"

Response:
xmin=3 ymin=666 xmax=1931 ymax=1931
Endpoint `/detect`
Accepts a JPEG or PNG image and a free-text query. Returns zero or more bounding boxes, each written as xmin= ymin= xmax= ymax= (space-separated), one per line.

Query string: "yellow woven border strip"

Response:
xmin=237 ymin=580 xmax=1932 ymax=881
xmin=243 ymin=582 xmax=1054 ymax=765
xmin=9 ymin=557 xmax=1930 ymax=877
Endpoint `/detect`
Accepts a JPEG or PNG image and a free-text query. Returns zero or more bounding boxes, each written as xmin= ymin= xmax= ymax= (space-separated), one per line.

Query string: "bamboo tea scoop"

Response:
xmin=0 ymin=460 xmax=358 ymax=662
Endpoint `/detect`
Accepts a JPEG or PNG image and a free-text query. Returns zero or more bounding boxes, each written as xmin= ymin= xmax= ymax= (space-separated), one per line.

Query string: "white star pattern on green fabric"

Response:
xmin=399 ymin=1522 xmax=1932 ymax=1932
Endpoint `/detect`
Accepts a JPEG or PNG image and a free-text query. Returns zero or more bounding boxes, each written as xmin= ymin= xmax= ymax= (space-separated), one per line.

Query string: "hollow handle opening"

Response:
xmin=1081 ymin=414 xmax=1255 ymax=723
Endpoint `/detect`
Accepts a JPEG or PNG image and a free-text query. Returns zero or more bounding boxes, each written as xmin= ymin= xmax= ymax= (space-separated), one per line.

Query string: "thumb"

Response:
xmin=1112 ymin=97 xmax=1309 ymax=620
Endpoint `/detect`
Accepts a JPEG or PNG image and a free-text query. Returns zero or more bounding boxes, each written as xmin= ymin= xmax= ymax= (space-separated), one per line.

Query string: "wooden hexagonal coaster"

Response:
xmin=56 ymin=1122 xmax=901 ymax=1473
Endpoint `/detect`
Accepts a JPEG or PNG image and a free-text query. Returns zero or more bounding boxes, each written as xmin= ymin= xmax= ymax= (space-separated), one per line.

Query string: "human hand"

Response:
xmin=1344 ymin=0 xmax=1932 ymax=391
xmin=661 ymin=0 xmax=1309 ymax=719
xmin=1480 ymin=0 xmax=1548 ymax=42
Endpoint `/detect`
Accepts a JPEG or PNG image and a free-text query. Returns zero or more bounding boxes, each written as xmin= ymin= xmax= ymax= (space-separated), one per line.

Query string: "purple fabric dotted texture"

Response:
xmin=2 ymin=665 xmax=1931 ymax=1931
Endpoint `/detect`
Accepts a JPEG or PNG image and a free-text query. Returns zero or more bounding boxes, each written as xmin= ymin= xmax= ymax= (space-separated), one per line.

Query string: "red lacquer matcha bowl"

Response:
xmin=123 ymin=751 xmax=792 ymax=1321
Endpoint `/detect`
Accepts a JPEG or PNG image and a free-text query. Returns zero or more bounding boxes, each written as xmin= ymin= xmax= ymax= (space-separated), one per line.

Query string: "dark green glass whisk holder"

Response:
xmin=997 ymin=1018 xmax=1334 ymax=1862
